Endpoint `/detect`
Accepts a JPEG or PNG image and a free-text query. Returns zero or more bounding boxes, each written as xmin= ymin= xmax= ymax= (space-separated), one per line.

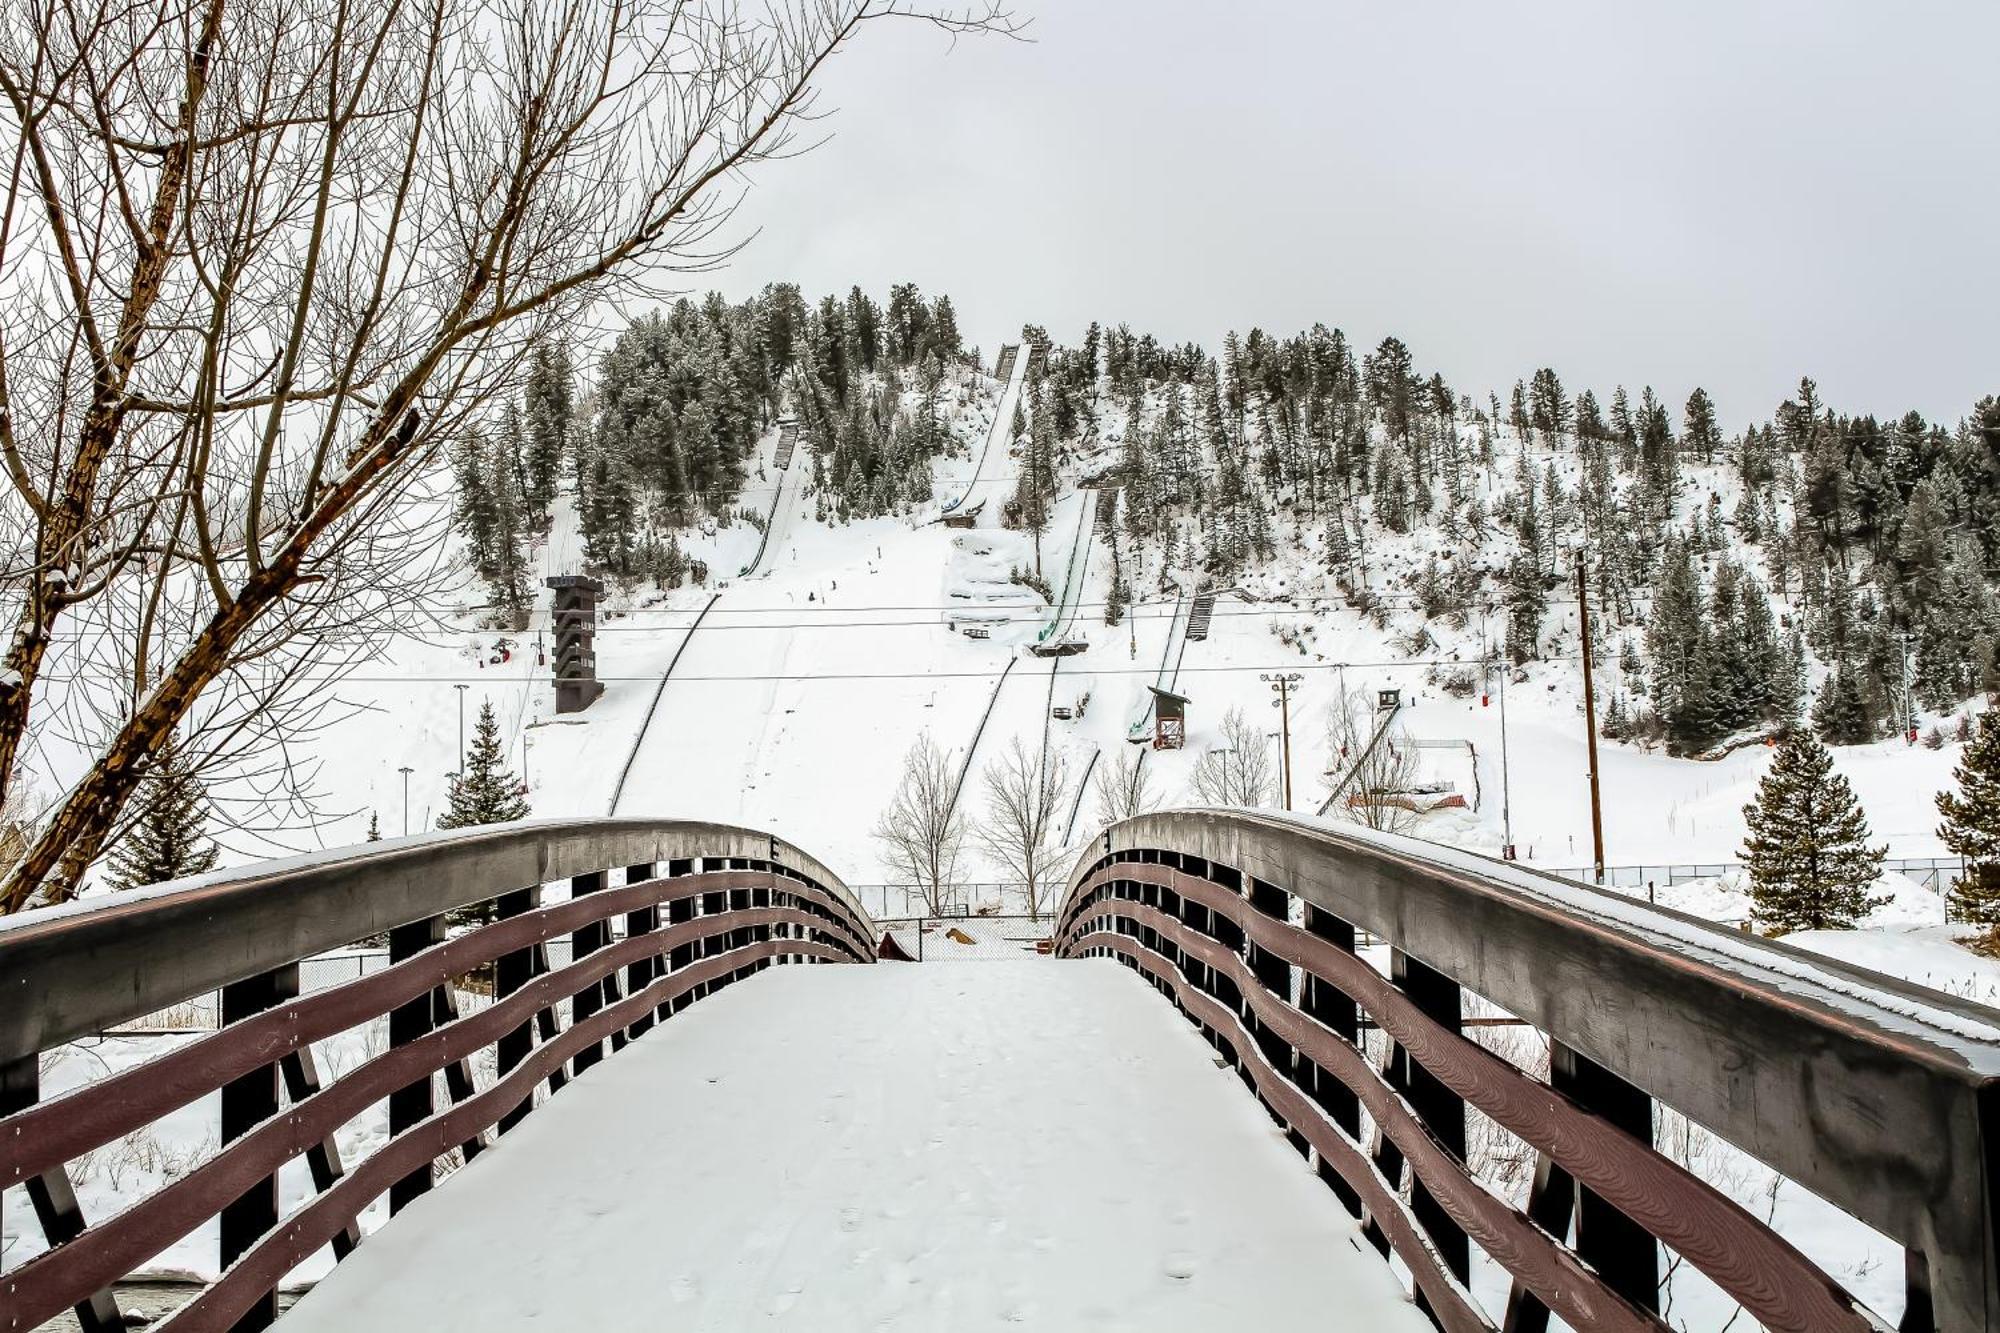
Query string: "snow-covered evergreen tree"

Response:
xmin=1939 ymin=713 xmax=2000 ymax=932
xmin=107 ymin=738 xmax=219 ymax=890
xmin=1741 ymin=730 xmax=1885 ymax=933
xmin=438 ymin=702 xmax=530 ymax=830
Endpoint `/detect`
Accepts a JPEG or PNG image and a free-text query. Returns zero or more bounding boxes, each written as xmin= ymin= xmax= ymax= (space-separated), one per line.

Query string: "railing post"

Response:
xmin=1302 ymin=905 xmax=1363 ymax=1216
xmin=1378 ymin=949 xmax=1469 ymax=1295
xmin=728 ymin=871 xmax=754 ymax=983
xmin=1178 ymin=858 xmax=1217 ymax=1047
xmin=622 ymin=862 xmax=659 ymax=1044
xmin=1908 ymin=1080 xmax=1999 ymax=1332
xmin=388 ymin=914 xmax=444 ymax=1213
xmin=1246 ymin=877 xmax=1301 ymax=1150
xmin=2 ymin=1056 xmax=124 ymax=1332
xmin=1206 ymin=861 xmax=1246 ymax=1081
xmin=218 ymin=962 xmax=300 ymax=1331
xmin=665 ymin=859 xmax=697 ymax=1017
xmin=494 ymin=883 xmax=543 ymax=1134
xmin=569 ymin=870 xmax=610 ymax=1075
xmin=698 ymin=867 xmax=728 ymax=999
xmin=1552 ymin=1042 xmax=1659 ymax=1314
xmin=277 ymin=1043 xmax=360 ymax=1261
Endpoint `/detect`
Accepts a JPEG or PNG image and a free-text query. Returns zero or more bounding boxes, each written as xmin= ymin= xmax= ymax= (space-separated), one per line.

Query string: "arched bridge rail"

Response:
xmin=1056 ymin=809 xmax=2000 ymax=1333
xmin=0 ymin=818 xmax=875 ymax=1332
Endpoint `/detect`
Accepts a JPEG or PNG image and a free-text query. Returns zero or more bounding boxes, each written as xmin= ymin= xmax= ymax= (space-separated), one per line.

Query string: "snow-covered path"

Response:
xmin=280 ymin=962 xmax=1426 ymax=1332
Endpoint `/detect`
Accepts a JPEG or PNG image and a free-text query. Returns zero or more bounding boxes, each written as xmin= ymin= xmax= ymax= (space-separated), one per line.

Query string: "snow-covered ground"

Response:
xmin=278 ymin=962 xmax=1432 ymax=1333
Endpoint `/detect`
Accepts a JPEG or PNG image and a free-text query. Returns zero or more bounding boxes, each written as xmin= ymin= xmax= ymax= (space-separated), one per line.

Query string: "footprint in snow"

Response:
xmin=1163 ymin=1252 xmax=1198 ymax=1281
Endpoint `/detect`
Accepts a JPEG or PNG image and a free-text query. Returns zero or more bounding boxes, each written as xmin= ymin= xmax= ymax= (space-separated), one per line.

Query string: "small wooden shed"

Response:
xmin=1149 ymin=686 xmax=1189 ymax=750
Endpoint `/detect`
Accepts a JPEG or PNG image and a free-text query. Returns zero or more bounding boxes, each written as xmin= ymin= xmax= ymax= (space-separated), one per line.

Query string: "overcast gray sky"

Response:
xmin=712 ymin=2 xmax=1998 ymax=429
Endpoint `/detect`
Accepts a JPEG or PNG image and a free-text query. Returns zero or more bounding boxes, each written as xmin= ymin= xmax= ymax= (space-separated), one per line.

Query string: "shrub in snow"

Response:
xmin=1741 ymin=729 xmax=1885 ymax=934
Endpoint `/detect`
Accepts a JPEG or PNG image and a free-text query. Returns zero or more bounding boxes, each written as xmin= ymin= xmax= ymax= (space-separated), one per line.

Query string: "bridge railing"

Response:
xmin=1055 ymin=809 xmax=2000 ymax=1333
xmin=0 ymin=817 xmax=875 ymax=1332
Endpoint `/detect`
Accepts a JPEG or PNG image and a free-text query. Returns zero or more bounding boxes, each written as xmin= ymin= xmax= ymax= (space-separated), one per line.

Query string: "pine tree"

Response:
xmin=439 ymin=702 xmax=531 ymax=830
xmin=1503 ymin=544 xmax=1546 ymax=664
xmin=1939 ymin=713 xmax=2000 ymax=932
xmin=367 ymin=811 xmax=382 ymax=842
xmin=1813 ymin=665 xmax=1874 ymax=745
xmin=522 ymin=340 xmax=573 ymax=519
xmin=107 ymin=738 xmax=220 ymax=890
xmin=1742 ymin=730 xmax=1886 ymax=933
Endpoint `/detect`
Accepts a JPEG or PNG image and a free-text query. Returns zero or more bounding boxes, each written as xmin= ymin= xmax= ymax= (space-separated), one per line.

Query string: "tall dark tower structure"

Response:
xmin=546 ymin=574 xmax=606 ymax=714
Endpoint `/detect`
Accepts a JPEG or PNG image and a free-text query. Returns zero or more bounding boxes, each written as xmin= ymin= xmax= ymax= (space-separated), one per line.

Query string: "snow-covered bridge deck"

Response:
xmin=278 ymin=962 xmax=1427 ymax=1331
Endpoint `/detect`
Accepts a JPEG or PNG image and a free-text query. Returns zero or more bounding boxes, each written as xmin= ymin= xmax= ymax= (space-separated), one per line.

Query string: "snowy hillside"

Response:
xmin=29 ymin=293 xmax=1995 ymax=932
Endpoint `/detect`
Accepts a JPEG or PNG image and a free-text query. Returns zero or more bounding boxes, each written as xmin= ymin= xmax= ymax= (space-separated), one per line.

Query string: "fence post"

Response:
xmin=388 ymin=915 xmax=444 ymax=1213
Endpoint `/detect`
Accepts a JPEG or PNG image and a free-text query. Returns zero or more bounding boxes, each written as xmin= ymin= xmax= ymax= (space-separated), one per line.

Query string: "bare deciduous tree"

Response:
xmin=1322 ymin=687 xmax=1421 ymax=833
xmin=0 ymin=0 xmax=1017 ymax=910
xmin=1187 ymin=705 xmax=1274 ymax=806
xmin=975 ymin=735 xmax=1069 ymax=921
xmin=872 ymin=731 xmax=964 ymax=915
xmin=1092 ymin=743 xmax=1157 ymax=828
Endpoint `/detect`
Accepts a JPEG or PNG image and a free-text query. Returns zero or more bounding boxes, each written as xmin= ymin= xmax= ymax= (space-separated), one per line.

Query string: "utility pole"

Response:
xmin=1263 ymin=672 xmax=1303 ymax=811
xmin=453 ymin=683 xmax=469 ymax=770
xmin=398 ymin=765 xmax=415 ymax=836
xmin=1576 ymin=550 xmax=1606 ymax=885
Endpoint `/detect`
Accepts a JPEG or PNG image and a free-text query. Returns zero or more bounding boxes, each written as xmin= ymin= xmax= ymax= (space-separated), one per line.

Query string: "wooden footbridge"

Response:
xmin=5 ymin=814 xmax=1998 ymax=1330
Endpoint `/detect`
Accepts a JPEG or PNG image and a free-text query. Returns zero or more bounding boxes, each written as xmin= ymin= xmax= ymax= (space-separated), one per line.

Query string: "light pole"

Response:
xmin=398 ymin=765 xmax=415 ymax=836
xmin=1488 ymin=653 xmax=1516 ymax=861
xmin=1211 ymin=746 xmax=1236 ymax=804
xmin=1263 ymin=672 xmax=1303 ymax=811
xmin=454 ymin=683 xmax=469 ymax=766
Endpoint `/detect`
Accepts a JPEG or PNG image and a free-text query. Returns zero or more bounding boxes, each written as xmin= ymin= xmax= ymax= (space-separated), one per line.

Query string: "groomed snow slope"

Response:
xmin=279 ymin=962 xmax=1429 ymax=1333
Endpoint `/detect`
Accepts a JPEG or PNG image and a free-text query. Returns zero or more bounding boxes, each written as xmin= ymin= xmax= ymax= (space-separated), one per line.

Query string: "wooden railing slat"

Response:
xmin=1065 ymin=884 xmax=1883 ymax=1333
xmin=2 ymin=910 xmax=848 ymax=1330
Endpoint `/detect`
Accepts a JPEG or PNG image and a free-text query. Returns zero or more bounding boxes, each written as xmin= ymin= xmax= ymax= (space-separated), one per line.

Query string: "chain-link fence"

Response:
xmin=1546 ymin=855 xmax=1966 ymax=895
xmin=877 ymin=915 xmax=1054 ymax=962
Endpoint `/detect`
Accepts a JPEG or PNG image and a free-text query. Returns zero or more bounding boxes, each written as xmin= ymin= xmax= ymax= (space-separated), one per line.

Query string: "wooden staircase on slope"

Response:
xmin=1185 ymin=592 xmax=1216 ymax=641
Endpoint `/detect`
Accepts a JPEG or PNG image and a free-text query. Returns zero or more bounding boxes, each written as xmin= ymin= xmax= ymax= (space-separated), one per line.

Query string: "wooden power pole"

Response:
xmin=1263 ymin=672 xmax=1302 ymax=810
xmin=1576 ymin=550 xmax=1606 ymax=885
